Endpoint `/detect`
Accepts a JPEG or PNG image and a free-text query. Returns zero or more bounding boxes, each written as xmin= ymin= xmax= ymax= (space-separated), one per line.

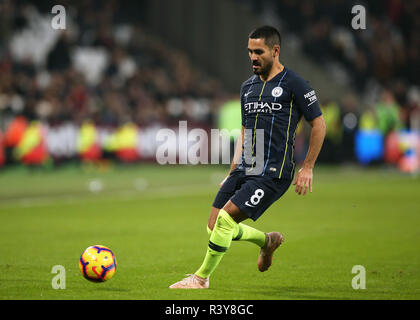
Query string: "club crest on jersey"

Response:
xmin=271 ymin=86 xmax=283 ymax=98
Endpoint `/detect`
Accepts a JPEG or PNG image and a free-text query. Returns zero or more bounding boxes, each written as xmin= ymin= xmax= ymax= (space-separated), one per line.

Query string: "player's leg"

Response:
xmin=207 ymin=206 xmax=266 ymax=247
xmin=169 ymin=203 xmax=245 ymax=289
xmin=228 ymin=177 xmax=292 ymax=272
xmin=169 ymin=171 xmax=242 ymax=289
xmin=206 ymin=206 xmax=220 ymax=235
xmin=206 ymin=168 xmax=244 ymax=238
xmin=193 ymin=197 xmax=282 ymax=283
xmin=194 ymin=201 xmax=248 ymax=280
xmin=208 ymin=172 xmax=270 ymax=246
xmin=207 ymin=206 xmax=242 ymax=241
xmin=169 ymin=175 xmax=290 ymax=288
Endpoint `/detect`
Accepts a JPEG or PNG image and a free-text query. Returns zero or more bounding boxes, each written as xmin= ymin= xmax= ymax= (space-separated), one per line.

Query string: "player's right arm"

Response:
xmin=220 ymin=125 xmax=244 ymax=187
xmin=220 ymin=82 xmax=247 ymax=187
xmin=230 ymin=125 xmax=244 ymax=173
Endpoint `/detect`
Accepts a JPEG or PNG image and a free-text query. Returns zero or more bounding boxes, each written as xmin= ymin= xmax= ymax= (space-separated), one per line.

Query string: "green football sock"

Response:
xmin=207 ymin=221 xmax=266 ymax=248
xmin=233 ymin=223 xmax=267 ymax=248
xmin=196 ymin=210 xmax=237 ymax=278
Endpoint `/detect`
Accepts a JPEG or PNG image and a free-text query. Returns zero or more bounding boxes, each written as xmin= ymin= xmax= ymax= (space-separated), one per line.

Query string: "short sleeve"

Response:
xmin=291 ymin=77 xmax=322 ymax=122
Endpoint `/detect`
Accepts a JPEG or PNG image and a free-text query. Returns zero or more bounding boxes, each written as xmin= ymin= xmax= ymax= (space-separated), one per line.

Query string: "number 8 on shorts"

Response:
xmin=250 ymin=189 xmax=264 ymax=205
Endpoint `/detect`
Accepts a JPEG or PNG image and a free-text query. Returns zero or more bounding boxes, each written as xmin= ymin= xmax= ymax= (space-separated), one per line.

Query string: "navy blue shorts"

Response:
xmin=212 ymin=168 xmax=292 ymax=221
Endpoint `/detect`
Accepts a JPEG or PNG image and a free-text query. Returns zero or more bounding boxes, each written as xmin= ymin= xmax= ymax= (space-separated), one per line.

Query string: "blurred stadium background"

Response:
xmin=0 ymin=0 xmax=419 ymax=170
xmin=0 ymin=0 xmax=419 ymax=300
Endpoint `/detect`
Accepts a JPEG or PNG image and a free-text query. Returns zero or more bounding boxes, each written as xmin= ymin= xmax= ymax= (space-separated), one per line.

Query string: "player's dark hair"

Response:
xmin=248 ymin=25 xmax=281 ymax=48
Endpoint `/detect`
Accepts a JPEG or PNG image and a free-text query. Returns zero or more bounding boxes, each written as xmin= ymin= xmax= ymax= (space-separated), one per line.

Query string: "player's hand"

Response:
xmin=293 ymin=167 xmax=313 ymax=195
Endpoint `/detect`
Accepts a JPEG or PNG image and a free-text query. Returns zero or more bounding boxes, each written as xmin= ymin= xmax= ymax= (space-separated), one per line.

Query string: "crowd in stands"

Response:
xmin=0 ymin=0 xmax=224 ymax=131
xmin=247 ymin=0 xmax=420 ymax=130
xmin=239 ymin=0 xmax=420 ymax=169
xmin=0 ymin=0 xmax=419 ymax=169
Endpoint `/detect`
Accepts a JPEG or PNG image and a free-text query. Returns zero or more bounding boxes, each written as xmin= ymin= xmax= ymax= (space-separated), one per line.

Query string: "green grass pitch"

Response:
xmin=0 ymin=163 xmax=419 ymax=300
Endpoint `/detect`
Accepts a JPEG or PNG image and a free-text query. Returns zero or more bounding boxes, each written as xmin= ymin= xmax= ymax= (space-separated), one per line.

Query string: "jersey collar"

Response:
xmin=257 ymin=66 xmax=287 ymax=83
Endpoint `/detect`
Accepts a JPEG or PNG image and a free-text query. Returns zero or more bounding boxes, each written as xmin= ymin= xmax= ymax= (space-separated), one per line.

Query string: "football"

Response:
xmin=79 ymin=245 xmax=117 ymax=282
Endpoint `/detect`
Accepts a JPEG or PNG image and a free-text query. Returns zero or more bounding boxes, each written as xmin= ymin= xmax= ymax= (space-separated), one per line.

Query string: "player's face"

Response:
xmin=248 ymin=38 xmax=275 ymax=76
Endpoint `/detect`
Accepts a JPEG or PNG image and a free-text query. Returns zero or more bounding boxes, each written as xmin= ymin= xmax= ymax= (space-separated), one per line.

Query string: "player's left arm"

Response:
xmin=290 ymin=76 xmax=326 ymax=195
xmin=293 ymin=115 xmax=326 ymax=195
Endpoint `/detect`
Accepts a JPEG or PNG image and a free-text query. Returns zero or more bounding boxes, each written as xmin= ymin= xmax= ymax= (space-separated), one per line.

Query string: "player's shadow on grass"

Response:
xmin=0 ymin=279 xmax=42 ymax=282
xmin=242 ymin=285 xmax=356 ymax=300
xmin=95 ymin=287 xmax=131 ymax=292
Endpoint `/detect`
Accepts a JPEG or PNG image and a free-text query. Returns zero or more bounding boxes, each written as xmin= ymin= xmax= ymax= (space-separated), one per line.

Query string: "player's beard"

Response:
xmin=253 ymin=59 xmax=273 ymax=78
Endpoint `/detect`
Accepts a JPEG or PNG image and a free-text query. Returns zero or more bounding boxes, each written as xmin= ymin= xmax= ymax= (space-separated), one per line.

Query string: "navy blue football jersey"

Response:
xmin=239 ymin=67 xmax=322 ymax=179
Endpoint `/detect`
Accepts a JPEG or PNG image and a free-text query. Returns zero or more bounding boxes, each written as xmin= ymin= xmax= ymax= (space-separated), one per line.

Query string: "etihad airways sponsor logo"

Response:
xmin=244 ymin=102 xmax=283 ymax=114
